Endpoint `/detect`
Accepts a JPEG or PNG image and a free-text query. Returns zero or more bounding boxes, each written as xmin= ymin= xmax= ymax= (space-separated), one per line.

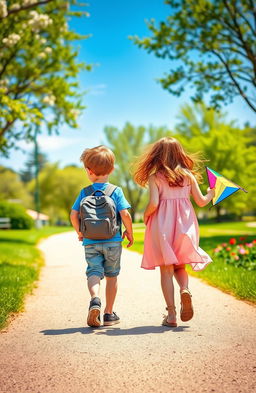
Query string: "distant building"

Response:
xmin=26 ymin=209 xmax=49 ymax=226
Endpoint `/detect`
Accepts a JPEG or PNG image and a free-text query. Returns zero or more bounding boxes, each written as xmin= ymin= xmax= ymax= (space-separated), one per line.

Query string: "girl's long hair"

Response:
xmin=133 ymin=137 xmax=203 ymax=187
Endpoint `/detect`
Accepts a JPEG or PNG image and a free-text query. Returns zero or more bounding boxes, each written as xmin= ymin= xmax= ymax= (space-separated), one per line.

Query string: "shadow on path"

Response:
xmin=40 ymin=327 xmax=95 ymax=335
xmin=40 ymin=325 xmax=190 ymax=336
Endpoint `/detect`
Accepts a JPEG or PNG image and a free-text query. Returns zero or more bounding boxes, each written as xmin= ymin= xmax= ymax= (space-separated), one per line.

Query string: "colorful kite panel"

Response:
xmin=206 ymin=167 xmax=247 ymax=206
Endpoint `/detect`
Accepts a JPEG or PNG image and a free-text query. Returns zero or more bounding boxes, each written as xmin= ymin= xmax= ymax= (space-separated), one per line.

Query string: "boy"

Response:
xmin=70 ymin=145 xmax=133 ymax=328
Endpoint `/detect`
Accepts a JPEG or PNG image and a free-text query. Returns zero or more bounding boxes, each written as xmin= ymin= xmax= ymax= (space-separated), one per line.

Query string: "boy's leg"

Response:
xmin=104 ymin=276 xmax=117 ymax=314
xmin=160 ymin=265 xmax=176 ymax=325
xmin=84 ymin=245 xmax=104 ymax=327
xmin=102 ymin=242 xmax=122 ymax=326
xmin=174 ymin=264 xmax=193 ymax=322
xmin=87 ymin=275 xmax=101 ymax=298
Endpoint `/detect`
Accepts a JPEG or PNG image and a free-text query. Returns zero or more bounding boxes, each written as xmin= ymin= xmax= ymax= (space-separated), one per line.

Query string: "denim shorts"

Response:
xmin=84 ymin=242 xmax=122 ymax=279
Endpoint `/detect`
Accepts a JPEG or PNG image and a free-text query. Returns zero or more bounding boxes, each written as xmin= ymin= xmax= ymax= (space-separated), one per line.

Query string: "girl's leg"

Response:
xmin=160 ymin=265 xmax=176 ymax=323
xmin=174 ymin=265 xmax=189 ymax=291
xmin=104 ymin=276 xmax=118 ymax=314
xmin=174 ymin=265 xmax=193 ymax=322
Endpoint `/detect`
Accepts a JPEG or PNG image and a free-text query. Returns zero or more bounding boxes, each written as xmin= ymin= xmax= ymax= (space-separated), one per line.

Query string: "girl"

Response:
xmin=133 ymin=137 xmax=215 ymax=327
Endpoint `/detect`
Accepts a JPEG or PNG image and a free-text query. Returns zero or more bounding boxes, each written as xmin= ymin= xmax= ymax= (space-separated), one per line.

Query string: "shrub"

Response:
xmin=212 ymin=237 xmax=256 ymax=271
xmin=0 ymin=201 xmax=34 ymax=229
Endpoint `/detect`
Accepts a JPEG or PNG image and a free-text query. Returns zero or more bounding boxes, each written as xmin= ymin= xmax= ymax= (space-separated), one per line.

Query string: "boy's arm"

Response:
xmin=190 ymin=176 xmax=215 ymax=207
xmin=119 ymin=209 xmax=133 ymax=248
xmin=70 ymin=209 xmax=83 ymax=241
xmin=144 ymin=175 xmax=159 ymax=224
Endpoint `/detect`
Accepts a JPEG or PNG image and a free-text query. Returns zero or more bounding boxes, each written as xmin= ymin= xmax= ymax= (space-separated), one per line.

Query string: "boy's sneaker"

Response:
xmin=103 ymin=312 xmax=120 ymax=326
xmin=87 ymin=297 xmax=101 ymax=327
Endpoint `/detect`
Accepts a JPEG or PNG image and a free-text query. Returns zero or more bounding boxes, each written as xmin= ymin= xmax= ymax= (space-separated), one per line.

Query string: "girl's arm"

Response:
xmin=144 ymin=175 xmax=159 ymax=224
xmin=190 ymin=175 xmax=215 ymax=207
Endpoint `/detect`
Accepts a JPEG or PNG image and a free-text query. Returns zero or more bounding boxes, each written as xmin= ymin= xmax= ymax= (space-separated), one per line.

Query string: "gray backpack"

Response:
xmin=79 ymin=184 xmax=121 ymax=239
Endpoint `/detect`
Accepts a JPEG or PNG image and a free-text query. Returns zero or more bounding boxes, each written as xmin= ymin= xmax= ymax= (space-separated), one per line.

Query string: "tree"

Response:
xmin=0 ymin=165 xmax=32 ymax=206
xmin=104 ymin=123 xmax=172 ymax=221
xmin=20 ymin=149 xmax=48 ymax=183
xmin=56 ymin=165 xmax=90 ymax=219
xmin=28 ymin=163 xmax=89 ymax=221
xmin=132 ymin=0 xmax=256 ymax=113
xmin=245 ymin=126 xmax=256 ymax=146
xmin=0 ymin=0 xmax=92 ymax=156
xmin=174 ymin=103 xmax=256 ymax=219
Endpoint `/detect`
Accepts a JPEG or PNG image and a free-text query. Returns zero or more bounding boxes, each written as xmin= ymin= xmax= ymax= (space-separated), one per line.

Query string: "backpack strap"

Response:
xmin=104 ymin=184 xmax=117 ymax=197
xmin=83 ymin=185 xmax=95 ymax=197
xmin=83 ymin=184 xmax=117 ymax=197
xmin=105 ymin=183 xmax=121 ymax=232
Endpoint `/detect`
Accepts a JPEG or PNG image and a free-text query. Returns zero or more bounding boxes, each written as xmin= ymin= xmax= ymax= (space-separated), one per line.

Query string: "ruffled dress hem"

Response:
xmin=141 ymin=260 xmax=212 ymax=271
xmin=141 ymin=233 xmax=212 ymax=271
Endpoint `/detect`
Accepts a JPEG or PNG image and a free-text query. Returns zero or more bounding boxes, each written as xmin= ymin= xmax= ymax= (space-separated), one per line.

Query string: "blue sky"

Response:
xmin=1 ymin=0 xmax=255 ymax=171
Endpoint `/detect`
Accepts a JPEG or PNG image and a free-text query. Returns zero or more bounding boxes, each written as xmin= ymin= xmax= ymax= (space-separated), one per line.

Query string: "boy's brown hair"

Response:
xmin=80 ymin=145 xmax=115 ymax=176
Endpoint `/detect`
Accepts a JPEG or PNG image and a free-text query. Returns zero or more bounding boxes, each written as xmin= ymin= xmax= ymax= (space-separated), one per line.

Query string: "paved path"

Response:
xmin=0 ymin=232 xmax=256 ymax=393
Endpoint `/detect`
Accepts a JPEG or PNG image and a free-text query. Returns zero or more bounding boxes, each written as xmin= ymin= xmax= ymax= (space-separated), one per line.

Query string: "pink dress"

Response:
xmin=142 ymin=173 xmax=212 ymax=271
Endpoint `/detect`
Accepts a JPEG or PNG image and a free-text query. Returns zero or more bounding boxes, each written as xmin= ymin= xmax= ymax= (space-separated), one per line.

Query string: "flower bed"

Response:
xmin=213 ymin=237 xmax=256 ymax=271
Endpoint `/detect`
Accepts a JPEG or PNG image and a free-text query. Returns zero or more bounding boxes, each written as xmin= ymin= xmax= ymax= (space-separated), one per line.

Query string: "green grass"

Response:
xmin=126 ymin=222 xmax=256 ymax=303
xmin=0 ymin=226 xmax=73 ymax=329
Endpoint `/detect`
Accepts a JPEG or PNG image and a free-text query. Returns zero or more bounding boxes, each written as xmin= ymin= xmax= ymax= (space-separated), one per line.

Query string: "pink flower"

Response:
xmin=234 ymin=255 xmax=239 ymax=260
xmin=229 ymin=238 xmax=236 ymax=245
xmin=238 ymin=248 xmax=246 ymax=255
xmin=246 ymin=243 xmax=253 ymax=248
xmin=222 ymin=243 xmax=227 ymax=247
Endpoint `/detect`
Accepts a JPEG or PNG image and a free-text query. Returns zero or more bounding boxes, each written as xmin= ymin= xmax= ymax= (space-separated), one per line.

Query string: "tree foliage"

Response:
xmin=132 ymin=0 xmax=256 ymax=113
xmin=0 ymin=200 xmax=34 ymax=228
xmin=0 ymin=165 xmax=32 ymax=206
xmin=28 ymin=163 xmax=89 ymax=221
xmin=175 ymin=103 xmax=256 ymax=216
xmin=20 ymin=148 xmax=48 ymax=183
xmin=0 ymin=0 xmax=91 ymax=155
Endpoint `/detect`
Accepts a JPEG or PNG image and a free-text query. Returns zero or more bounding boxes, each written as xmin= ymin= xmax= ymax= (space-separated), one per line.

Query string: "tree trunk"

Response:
xmin=215 ymin=206 xmax=221 ymax=222
xmin=130 ymin=207 xmax=135 ymax=223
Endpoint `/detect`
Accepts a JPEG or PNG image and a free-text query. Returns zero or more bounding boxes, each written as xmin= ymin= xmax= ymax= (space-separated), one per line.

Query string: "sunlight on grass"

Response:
xmin=0 ymin=226 xmax=73 ymax=329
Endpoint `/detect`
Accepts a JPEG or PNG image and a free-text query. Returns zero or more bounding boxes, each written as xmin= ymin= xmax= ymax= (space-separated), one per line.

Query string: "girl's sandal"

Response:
xmin=180 ymin=289 xmax=194 ymax=322
xmin=162 ymin=306 xmax=177 ymax=328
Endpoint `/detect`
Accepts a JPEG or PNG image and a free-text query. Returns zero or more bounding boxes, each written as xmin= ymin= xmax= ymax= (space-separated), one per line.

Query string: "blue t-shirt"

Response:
xmin=72 ymin=183 xmax=131 ymax=245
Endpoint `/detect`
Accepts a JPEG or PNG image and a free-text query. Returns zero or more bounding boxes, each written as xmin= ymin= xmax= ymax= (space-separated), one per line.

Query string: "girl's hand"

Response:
xmin=207 ymin=187 xmax=215 ymax=199
xmin=122 ymin=230 xmax=134 ymax=248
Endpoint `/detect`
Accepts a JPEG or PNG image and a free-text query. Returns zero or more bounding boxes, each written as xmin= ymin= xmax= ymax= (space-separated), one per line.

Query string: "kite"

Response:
xmin=206 ymin=167 xmax=247 ymax=207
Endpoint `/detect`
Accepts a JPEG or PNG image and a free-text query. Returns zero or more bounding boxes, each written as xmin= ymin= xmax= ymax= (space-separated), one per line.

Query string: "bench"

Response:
xmin=0 ymin=217 xmax=11 ymax=229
